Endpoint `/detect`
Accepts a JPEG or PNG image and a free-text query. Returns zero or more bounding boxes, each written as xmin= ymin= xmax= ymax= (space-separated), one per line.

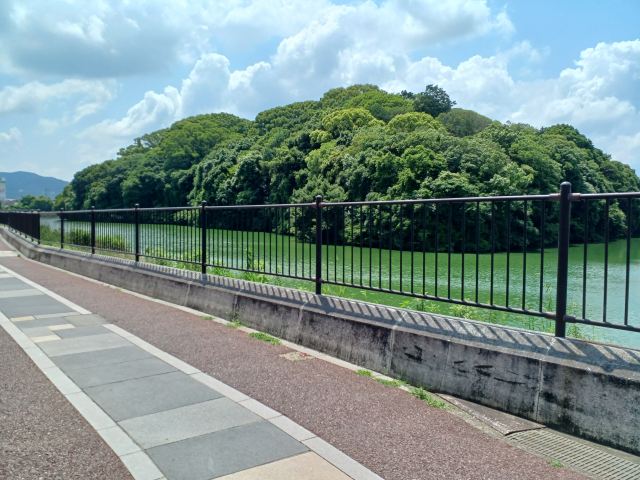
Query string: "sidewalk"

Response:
xmin=0 ymin=245 xmax=586 ymax=479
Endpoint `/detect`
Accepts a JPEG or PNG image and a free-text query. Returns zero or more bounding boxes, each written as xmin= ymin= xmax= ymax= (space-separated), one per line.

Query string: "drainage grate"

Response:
xmin=508 ymin=429 xmax=640 ymax=480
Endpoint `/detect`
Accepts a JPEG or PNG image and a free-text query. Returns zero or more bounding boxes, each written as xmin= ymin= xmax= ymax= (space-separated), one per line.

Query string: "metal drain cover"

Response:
xmin=508 ymin=429 xmax=640 ymax=479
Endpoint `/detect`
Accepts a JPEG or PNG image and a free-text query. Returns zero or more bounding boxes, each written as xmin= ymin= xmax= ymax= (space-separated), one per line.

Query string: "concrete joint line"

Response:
xmin=295 ymin=299 xmax=311 ymax=344
xmin=182 ymin=281 xmax=192 ymax=308
xmin=533 ymin=337 xmax=556 ymax=423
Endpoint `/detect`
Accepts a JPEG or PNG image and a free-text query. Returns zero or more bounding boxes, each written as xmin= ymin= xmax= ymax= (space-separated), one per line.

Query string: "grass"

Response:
xmin=201 ymin=315 xmax=213 ymax=321
xmin=354 ymin=369 xmax=448 ymax=409
xmin=409 ymin=386 xmax=448 ymax=409
xmin=376 ymin=378 xmax=406 ymax=388
xmin=548 ymin=459 xmax=563 ymax=468
xmin=249 ymin=331 xmax=281 ymax=345
xmin=227 ymin=320 xmax=244 ymax=329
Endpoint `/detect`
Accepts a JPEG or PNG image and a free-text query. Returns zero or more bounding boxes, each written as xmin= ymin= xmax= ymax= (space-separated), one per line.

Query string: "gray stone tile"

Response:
xmin=0 ymin=294 xmax=74 ymax=317
xmin=53 ymin=345 xmax=153 ymax=372
xmin=38 ymin=332 xmax=130 ymax=357
xmin=0 ymin=277 xmax=31 ymax=291
xmin=0 ymin=288 xmax=44 ymax=299
xmin=85 ymin=371 xmax=222 ymax=421
xmin=120 ymin=398 xmax=260 ymax=449
xmin=64 ymin=357 xmax=177 ymax=388
xmin=55 ymin=325 xmax=109 ymax=338
xmin=147 ymin=421 xmax=307 ymax=480
xmin=22 ymin=326 xmax=57 ymax=338
xmin=64 ymin=314 xmax=107 ymax=327
xmin=13 ymin=317 xmax=78 ymax=330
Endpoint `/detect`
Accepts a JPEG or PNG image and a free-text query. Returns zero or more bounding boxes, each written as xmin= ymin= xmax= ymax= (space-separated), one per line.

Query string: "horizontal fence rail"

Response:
xmin=3 ymin=182 xmax=640 ymax=339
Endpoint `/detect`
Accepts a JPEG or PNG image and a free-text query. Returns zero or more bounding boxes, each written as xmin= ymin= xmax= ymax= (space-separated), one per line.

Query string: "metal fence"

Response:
xmin=3 ymin=182 xmax=640 ymax=338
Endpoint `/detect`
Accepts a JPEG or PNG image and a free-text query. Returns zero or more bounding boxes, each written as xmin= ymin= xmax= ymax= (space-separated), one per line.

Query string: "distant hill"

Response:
xmin=0 ymin=171 xmax=68 ymax=200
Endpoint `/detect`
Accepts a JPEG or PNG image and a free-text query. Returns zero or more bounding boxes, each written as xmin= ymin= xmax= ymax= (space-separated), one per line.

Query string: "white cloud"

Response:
xmin=84 ymin=0 xmax=512 ymax=135
xmin=0 ymin=79 xmax=114 ymax=119
xmin=54 ymin=1 xmax=635 ymax=175
xmin=0 ymin=127 xmax=21 ymax=144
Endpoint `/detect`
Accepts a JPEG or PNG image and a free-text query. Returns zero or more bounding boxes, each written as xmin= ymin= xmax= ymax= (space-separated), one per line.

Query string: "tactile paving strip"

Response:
xmin=508 ymin=429 xmax=640 ymax=479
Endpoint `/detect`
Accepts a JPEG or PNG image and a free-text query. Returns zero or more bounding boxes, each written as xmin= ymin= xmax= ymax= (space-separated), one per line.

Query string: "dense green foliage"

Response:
xmin=56 ymin=84 xmax=639 ymax=212
xmin=7 ymin=194 xmax=54 ymax=211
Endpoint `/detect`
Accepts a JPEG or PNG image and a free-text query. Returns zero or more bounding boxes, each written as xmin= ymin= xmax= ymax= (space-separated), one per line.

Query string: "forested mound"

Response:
xmin=55 ymin=84 xmax=639 ymax=210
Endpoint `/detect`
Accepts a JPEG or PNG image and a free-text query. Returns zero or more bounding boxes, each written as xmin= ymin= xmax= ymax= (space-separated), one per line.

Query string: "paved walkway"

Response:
xmin=0 ymin=259 xmax=371 ymax=480
xmin=0 ymin=241 xmax=587 ymax=480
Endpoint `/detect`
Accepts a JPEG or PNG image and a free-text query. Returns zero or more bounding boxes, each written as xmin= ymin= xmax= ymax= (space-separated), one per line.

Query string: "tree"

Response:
xmin=438 ymin=108 xmax=492 ymax=137
xmin=14 ymin=195 xmax=53 ymax=211
xmin=413 ymin=84 xmax=456 ymax=117
xmin=55 ymin=80 xmax=639 ymax=240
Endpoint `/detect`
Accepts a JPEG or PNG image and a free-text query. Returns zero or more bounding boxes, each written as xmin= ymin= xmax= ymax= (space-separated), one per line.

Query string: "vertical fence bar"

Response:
xmin=315 ymin=195 xmax=323 ymax=295
xmin=36 ymin=211 xmax=41 ymax=244
xmin=60 ymin=209 xmax=64 ymax=249
xmin=555 ymin=182 xmax=572 ymax=338
xmin=90 ymin=206 xmax=96 ymax=254
xmin=201 ymin=202 xmax=207 ymax=275
xmin=134 ymin=204 xmax=140 ymax=262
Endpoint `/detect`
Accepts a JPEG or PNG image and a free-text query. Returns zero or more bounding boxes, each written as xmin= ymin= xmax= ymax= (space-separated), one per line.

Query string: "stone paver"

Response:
xmin=64 ymin=356 xmax=177 ymax=388
xmin=217 ymin=452 xmax=351 ymax=480
xmin=119 ymin=397 xmax=260 ymax=449
xmin=0 ymin=293 xmax=74 ymax=317
xmin=38 ymin=332 xmax=131 ymax=357
xmin=53 ymin=345 xmax=153 ymax=372
xmin=55 ymin=324 xmax=110 ymax=338
xmin=85 ymin=370 xmax=222 ymax=421
xmin=147 ymin=421 xmax=308 ymax=480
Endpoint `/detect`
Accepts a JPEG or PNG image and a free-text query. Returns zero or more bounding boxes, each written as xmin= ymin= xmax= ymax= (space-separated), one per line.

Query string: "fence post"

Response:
xmin=90 ymin=206 xmax=96 ymax=254
xmin=134 ymin=204 xmax=140 ymax=262
xmin=60 ymin=209 xmax=64 ymax=249
xmin=555 ymin=182 xmax=572 ymax=338
xmin=200 ymin=201 xmax=207 ymax=275
xmin=35 ymin=211 xmax=40 ymax=244
xmin=315 ymin=195 xmax=323 ymax=295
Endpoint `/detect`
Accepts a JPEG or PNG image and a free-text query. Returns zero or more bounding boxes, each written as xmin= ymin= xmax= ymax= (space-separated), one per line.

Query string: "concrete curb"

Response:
xmin=4 ymin=229 xmax=640 ymax=455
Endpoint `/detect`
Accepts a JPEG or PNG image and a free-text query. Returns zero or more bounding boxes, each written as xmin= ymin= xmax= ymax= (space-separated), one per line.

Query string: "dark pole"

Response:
xmin=36 ymin=210 xmax=40 ymax=244
xmin=200 ymin=201 xmax=207 ymax=275
xmin=134 ymin=204 xmax=140 ymax=262
xmin=60 ymin=209 xmax=64 ymax=249
xmin=555 ymin=182 xmax=572 ymax=338
xmin=315 ymin=195 xmax=323 ymax=295
xmin=90 ymin=206 xmax=96 ymax=254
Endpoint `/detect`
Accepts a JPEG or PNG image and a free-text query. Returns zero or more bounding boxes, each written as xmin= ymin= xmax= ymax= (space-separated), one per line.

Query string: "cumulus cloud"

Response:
xmin=84 ymin=0 xmax=512 ymax=134
xmin=0 ymin=1 xmax=183 ymax=77
xmin=47 ymin=0 xmax=633 ymax=173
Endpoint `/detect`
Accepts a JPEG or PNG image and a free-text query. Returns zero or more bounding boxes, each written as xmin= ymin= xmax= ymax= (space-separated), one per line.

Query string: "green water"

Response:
xmin=40 ymin=219 xmax=640 ymax=349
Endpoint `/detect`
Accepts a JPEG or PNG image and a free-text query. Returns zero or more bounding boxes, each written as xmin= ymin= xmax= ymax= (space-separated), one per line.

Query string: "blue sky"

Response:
xmin=0 ymin=0 xmax=638 ymax=181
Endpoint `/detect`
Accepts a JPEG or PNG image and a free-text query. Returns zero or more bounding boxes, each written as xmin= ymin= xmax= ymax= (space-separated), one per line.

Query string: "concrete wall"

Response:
xmin=4 ymin=229 xmax=640 ymax=455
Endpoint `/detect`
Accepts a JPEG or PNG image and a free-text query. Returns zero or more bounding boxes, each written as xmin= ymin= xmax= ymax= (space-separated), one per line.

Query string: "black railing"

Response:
xmin=3 ymin=182 xmax=640 ymax=338
xmin=2 ymin=211 xmax=40 ymax=242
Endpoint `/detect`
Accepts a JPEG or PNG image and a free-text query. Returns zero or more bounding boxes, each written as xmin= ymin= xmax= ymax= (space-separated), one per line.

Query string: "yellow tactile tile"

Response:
xmin=217 ymin=452 xmax=352 ymax=480
xmin=31 ymin=335 xmax=61 ymax=343
xmin=49 ymin=324 xmax=75 ymax=331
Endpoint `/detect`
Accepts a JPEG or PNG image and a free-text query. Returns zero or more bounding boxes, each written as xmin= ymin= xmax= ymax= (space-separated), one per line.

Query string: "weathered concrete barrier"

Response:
xmin=3 ymin=228 xmax=640 ymax=455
